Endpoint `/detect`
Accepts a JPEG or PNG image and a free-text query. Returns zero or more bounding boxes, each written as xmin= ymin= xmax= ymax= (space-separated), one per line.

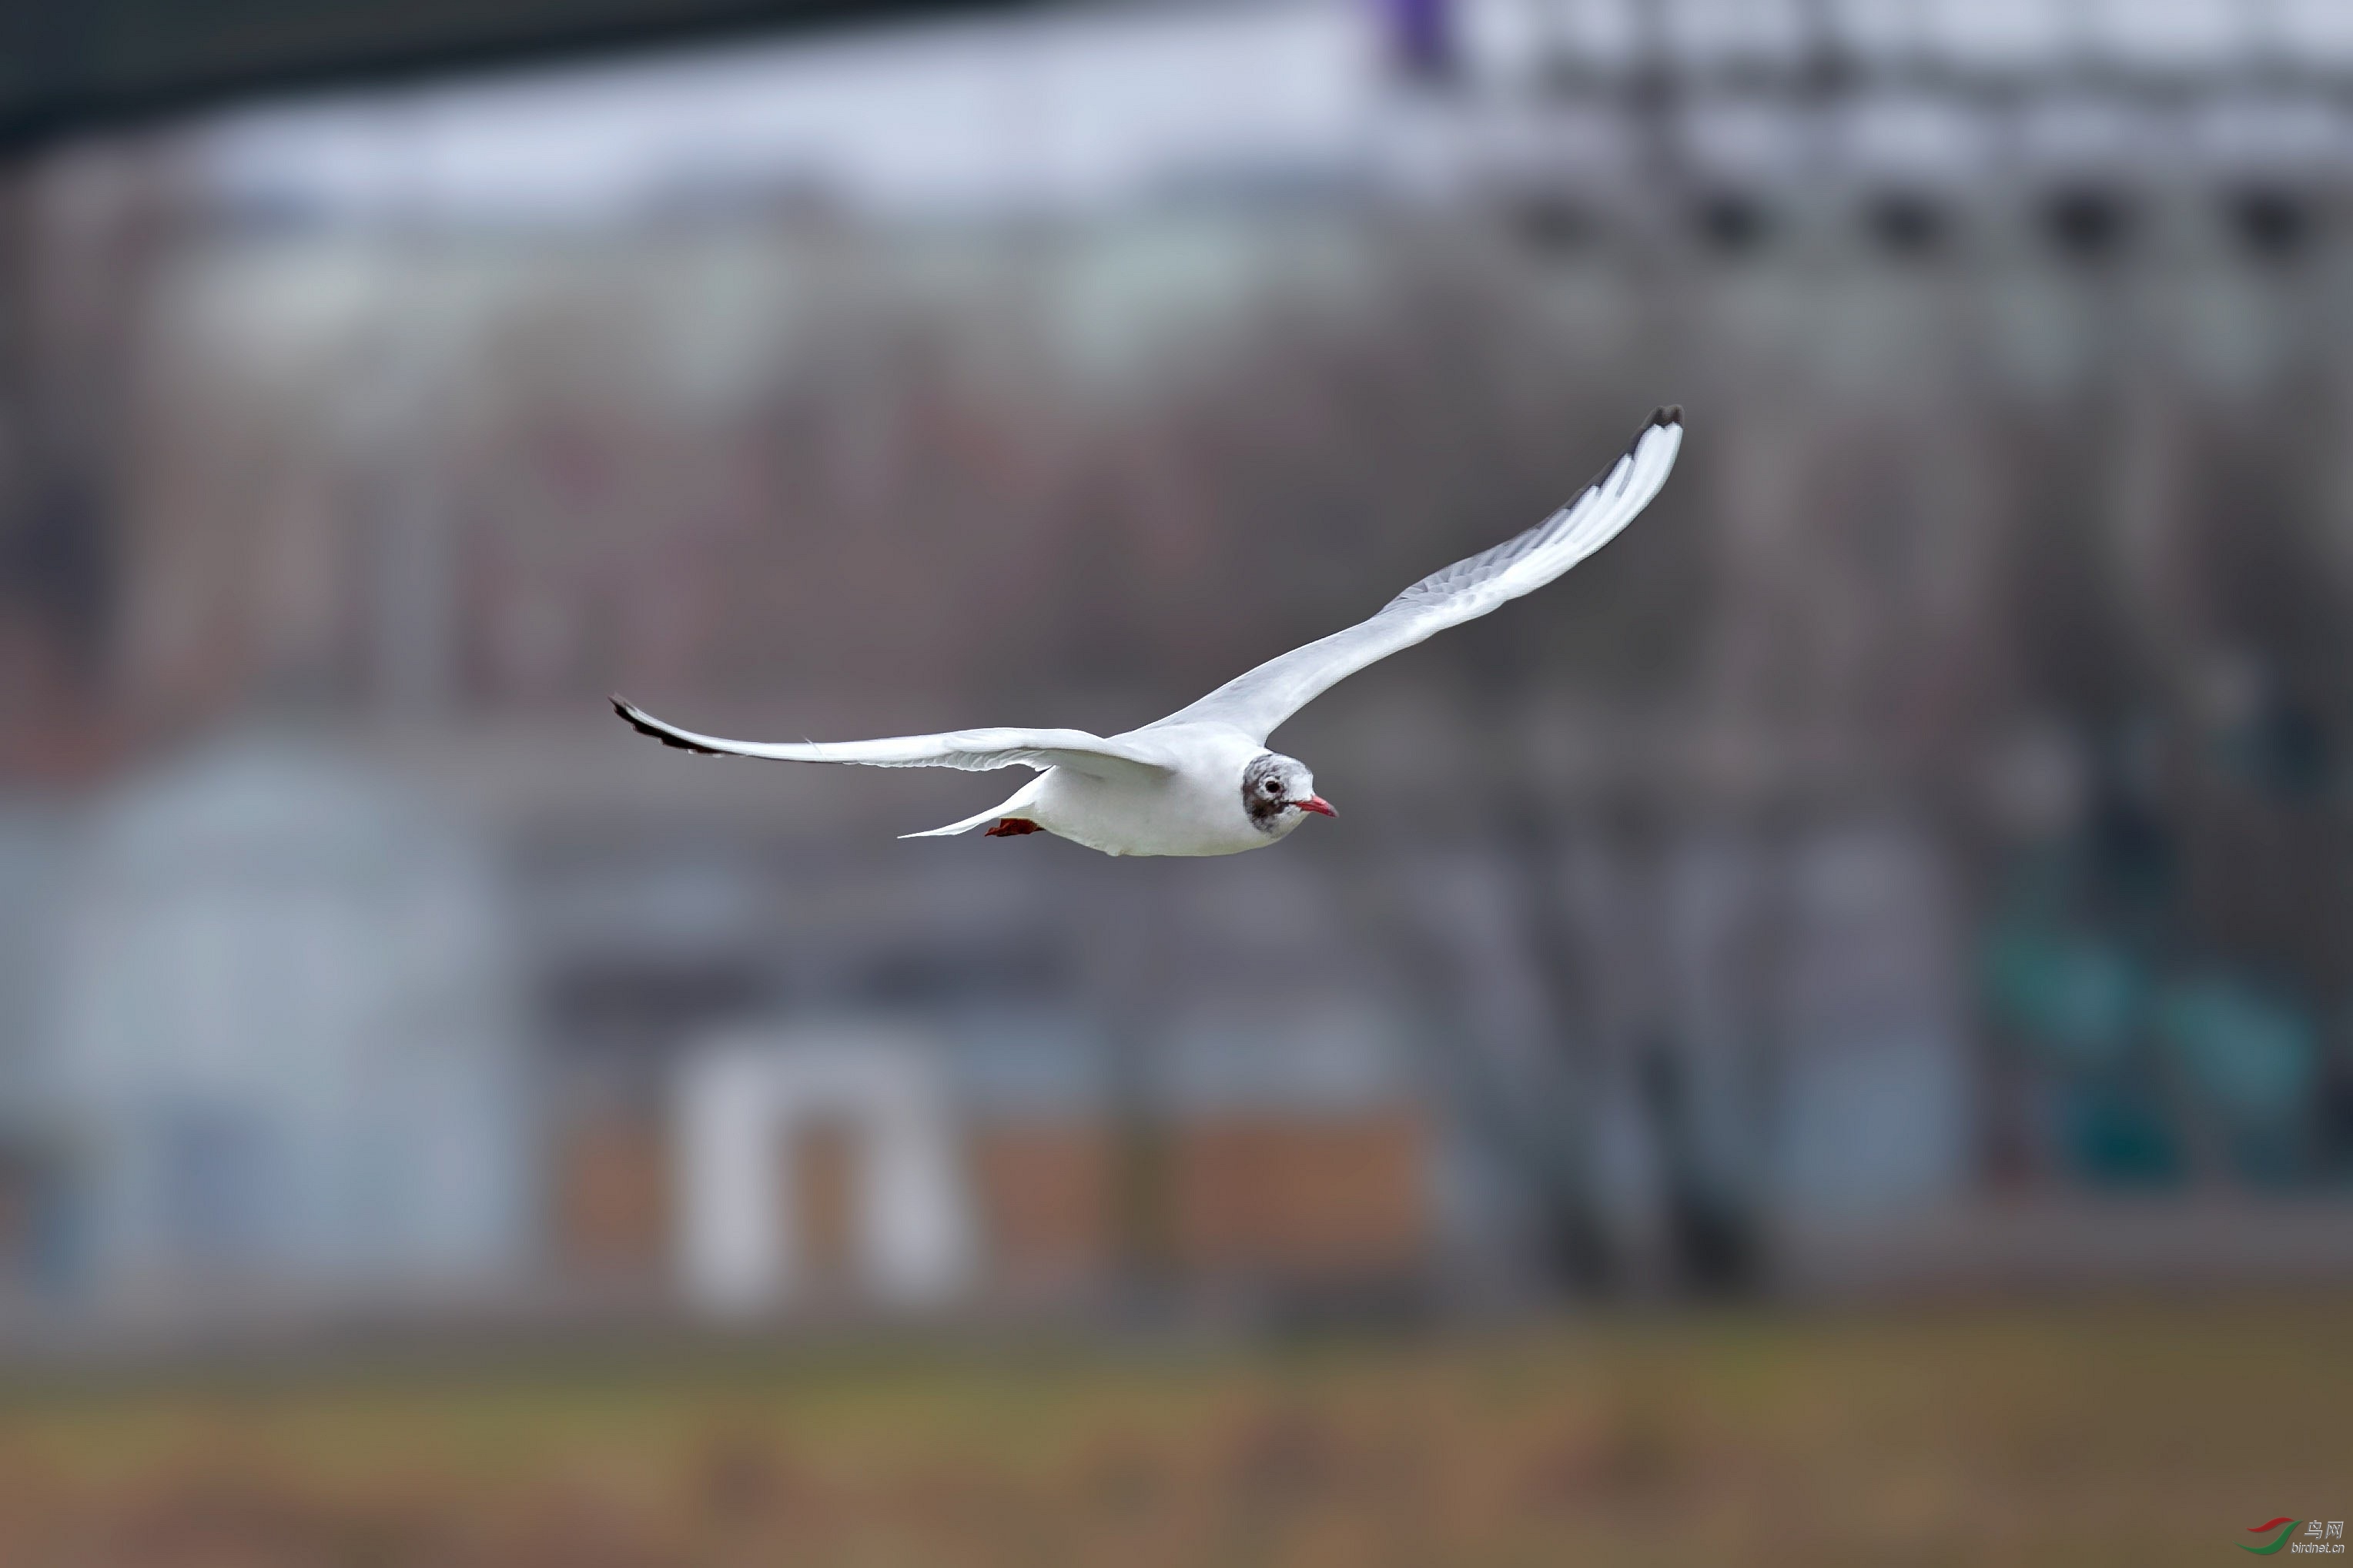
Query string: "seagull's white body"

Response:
xmin=617 ymin=408 xmax=1685 ymax=858
xmin=946 ymin=722 xmax=1271 ymax=858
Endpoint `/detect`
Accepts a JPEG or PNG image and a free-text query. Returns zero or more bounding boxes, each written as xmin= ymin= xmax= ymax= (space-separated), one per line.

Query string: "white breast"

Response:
xmin=1027 ymin=724 xmax=1274 ymax=857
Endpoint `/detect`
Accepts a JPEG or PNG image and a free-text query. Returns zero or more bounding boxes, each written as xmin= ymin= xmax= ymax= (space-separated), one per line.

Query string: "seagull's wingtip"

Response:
xmin=610 ymin=694 xmax=727 ymax=756
xmin=610 ymin=693 xmax=658 ymax=732
xmin=1648 ymin=404 xmax=1684 ymax=429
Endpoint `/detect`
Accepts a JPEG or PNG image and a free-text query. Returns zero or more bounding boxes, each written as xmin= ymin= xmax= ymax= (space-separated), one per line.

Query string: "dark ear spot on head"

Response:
xmin=1241 ymin=754 xmax=1290 ymax=833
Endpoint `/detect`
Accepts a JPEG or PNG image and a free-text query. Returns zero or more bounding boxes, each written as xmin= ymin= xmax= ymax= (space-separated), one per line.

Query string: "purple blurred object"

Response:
xmin=1385 ymin=0 xmax=1452 ymax=79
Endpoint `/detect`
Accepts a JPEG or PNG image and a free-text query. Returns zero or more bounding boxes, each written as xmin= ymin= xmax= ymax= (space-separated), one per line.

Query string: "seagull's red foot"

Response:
xmin=985 ymin=817 xmax=1041 ymax=837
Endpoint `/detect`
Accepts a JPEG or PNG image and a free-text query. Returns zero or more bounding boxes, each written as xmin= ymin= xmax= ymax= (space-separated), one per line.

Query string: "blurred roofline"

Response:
xmin=0 ymin=0 xmax=1046 ymax=152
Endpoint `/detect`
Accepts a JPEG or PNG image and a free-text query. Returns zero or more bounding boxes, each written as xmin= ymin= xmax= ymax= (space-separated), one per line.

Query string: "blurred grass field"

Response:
xmin=0 ymin=1292 xmax=2343 ymax=1567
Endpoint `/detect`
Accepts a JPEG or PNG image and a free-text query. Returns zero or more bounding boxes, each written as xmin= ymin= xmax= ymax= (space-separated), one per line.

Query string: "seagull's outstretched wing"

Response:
xmin=611 ymin=697 xmax=1170 ymax=782
xmin=1154 ymin=407 xmax=1684 ymax=744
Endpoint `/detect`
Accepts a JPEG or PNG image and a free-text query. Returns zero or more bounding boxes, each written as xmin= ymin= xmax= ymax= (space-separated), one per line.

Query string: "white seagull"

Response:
xmin=615 ymin=406 xmax=1683 ymax=857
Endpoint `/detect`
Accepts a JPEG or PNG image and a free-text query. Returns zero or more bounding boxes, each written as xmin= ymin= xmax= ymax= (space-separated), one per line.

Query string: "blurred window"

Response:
xmin=156 ymin=1105 xmax=276 ymax=1265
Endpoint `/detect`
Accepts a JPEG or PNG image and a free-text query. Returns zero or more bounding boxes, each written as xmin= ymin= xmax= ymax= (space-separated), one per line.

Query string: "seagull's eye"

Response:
xmin=1262 ymin=778 xmax=1283 ymax=795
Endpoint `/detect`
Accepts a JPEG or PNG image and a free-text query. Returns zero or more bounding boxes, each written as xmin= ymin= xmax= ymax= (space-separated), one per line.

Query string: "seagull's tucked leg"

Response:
xmin=984 ymin=817 xmax=1042 ymax=837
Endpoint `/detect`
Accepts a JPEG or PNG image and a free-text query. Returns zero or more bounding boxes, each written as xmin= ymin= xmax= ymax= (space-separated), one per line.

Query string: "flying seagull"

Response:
xmin=615 ymin=406 xmax=1682 ymax=857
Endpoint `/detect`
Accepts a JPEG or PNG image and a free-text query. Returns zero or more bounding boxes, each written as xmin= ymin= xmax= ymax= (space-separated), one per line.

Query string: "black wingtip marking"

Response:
xmin=611 ymin=694 xmax=726 ymax=756
xmin=1591 ymin=406 xmax=1686 ymax=497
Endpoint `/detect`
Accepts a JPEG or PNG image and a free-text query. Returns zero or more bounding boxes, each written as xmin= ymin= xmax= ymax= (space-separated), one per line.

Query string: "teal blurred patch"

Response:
xmin=1983 ymin=924 xmax=2146 ymax=1071
xmin=2155 ymin=976 xmax=2316 ymax=1123
xmin=2056 ymin=1080 xmax=2183 ymax=1187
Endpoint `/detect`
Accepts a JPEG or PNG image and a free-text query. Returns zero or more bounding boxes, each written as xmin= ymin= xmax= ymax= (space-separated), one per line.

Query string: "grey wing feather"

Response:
xmin=611 ymin=697 xmax=1170 ymax=781
xmin=1154 ymin=408 xmax=1683 ymax=743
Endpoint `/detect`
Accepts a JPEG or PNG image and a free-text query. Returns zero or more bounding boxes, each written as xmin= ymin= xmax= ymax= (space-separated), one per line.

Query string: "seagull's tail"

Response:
xmin=900 ymin=779 xmax=1043 ymax=840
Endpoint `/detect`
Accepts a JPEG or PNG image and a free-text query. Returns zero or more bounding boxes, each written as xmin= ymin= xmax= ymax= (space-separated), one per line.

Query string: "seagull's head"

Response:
xmin=1241 ymin=752 xmax=1336 ymax=837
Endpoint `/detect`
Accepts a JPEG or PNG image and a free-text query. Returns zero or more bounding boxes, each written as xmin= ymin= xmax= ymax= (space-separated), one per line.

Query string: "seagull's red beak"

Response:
xmin=1296 ymin=794 xmax=1337 ymax=817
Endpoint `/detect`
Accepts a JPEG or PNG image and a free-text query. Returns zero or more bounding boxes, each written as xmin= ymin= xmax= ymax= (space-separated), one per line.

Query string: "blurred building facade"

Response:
xmin=2 ymin=0 xmax=2353 ymax=1336
xmin=39 ymin=740 xmax=531 ymax=1306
